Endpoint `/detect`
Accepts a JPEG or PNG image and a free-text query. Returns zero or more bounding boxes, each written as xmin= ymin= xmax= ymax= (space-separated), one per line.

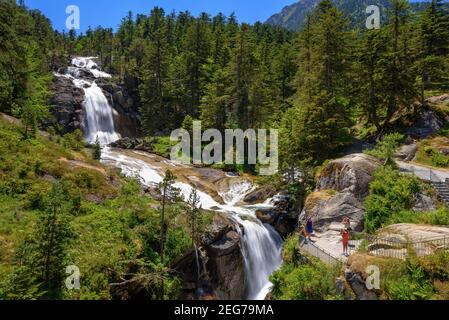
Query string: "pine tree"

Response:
xmin=200 ymin=68 xmax=230 ymax=132
xmin=156 ymin=170 xmax=180 ymax=299
xmin=183 ymin=13 xmax=212 ymax=117
xmin=290 ymin=0 xmax=352 ymax=163
xmin=16 ymin=183 xmax=74 ymax=299
xmin=186 ymin=186 xmax=202 ymax=283
xmin=416 ymin=0 xmax=449 ymax=98
xmin=93 ymin=136 xmax=102 ymax=160
xmin=139 ymin=8 xmax=171 ymax=134
xmin=157 ymin=170 xmax=180 ymax=262
xmin=229 ymin=23 xmax=256 ymax=129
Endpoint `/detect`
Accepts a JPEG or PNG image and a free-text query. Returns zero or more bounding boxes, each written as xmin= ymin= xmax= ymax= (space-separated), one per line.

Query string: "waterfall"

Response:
xmin=83 ymin=82 xmax=121 ymax=145
xmin=56 ymin=57 xmax=283 ymax=300
xmin=101 ymin=149 xmax=283 ymax=300
xmin=55 ymin=57 xmax=121 ymax=145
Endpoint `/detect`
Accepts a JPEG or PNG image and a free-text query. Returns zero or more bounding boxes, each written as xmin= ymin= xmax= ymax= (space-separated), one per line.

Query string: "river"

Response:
xmin=55 ymin=56 xmax=283 ymax=300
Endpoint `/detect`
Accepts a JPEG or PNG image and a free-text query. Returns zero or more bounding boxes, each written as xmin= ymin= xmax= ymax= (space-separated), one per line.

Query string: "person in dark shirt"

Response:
xmin=306 ymin=218 xmax=314 ymax=242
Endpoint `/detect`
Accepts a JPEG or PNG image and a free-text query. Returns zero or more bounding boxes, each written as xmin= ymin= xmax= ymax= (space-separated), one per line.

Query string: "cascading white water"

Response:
xmin=101 ymin=149 xmax=283 ymax=300
xmin=55 ymin=57 xmax=120 ymax=145
xmin=232 ymin=209 xmax=283 ymax=300
xmin=83 ymin=82 xmax=121 ymax=144
xmin=56 ymin=57 xmax=283 ymax=300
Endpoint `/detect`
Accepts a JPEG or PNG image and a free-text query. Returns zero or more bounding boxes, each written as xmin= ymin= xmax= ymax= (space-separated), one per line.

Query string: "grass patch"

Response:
xmin=415 ymin=138 xmax=449 ymax=169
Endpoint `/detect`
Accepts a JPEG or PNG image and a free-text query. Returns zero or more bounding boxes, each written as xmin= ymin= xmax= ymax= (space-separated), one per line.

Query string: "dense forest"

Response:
xmin=2 ymin=0 xmax=448 ymax=171
xmin=1 ymin=0 xmax=449 ymax=301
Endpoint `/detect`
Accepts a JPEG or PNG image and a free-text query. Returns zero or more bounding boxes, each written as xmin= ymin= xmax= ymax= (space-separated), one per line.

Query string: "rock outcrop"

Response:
xmin=253 ymin=194 xmax=298 ymax=237
xmin=96 ymin=78 xmax=140 ymax=138
xmin=48 ymin=76 xmax=85 ymax=133
xmin=49 ymin=59 xmax=140 ymax=138
xmin=243 ymin=186 xmax=277 ymax=205
xmin=110 ymin=137 xmax=153 ymax=152
xmin=299 ymin=154 xmax=381 ymax=232
xmin=405 ymin=107 xmax=445 ymax=139
xmin=343 ymin=267 xmax=378 ymax=300
xmin=394 ymin=143 xmax=418 ymax=162
xmin=201 ymin=213 xmax=246 ymax=300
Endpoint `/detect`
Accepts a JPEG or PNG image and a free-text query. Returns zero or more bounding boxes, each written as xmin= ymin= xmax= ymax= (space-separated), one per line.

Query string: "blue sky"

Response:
xmin=23 ymin=0 xmax=296 ymax=32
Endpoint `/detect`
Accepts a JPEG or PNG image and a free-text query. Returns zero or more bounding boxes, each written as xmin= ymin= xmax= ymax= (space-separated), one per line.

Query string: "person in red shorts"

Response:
xmin=341 ymin=228 xmax=350 ymax=257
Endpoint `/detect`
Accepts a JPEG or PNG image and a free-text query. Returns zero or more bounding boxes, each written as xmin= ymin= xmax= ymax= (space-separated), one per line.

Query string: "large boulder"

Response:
xmin=299 ymin=154 xmax=381 ymax=232
xmin=110 ymin=137 xmax=153 ymax=151
xmin=405 ymin=108 xmax=444 ymax=139
xmin=300 ymin=191 xmax=365 ymax=231
xmin=253 ymin=194 xmax=298 ymax=237
xmin=243 ymin=186 xmax=277 ymax=205
xmin=394 ymin=143 xmax=418 ymax=162
xmin=317 ymin=154 xmax=381 ymax=200
xmin=202 ymin=214 xmax=246 ymax=300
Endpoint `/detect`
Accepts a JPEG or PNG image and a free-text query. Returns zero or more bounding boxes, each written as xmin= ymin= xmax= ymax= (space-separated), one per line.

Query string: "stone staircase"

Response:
xmin=432 ymin=179 xmax=449 ymax=207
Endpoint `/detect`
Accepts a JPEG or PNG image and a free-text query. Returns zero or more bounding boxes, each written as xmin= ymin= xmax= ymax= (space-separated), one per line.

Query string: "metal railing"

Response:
xmin=399 ymin=165 xmax=441 ymax=183
xmin=358 ymin=233 xmax=449 ymax=260
xmin=299 ymin=236 xmax=342 ymax=266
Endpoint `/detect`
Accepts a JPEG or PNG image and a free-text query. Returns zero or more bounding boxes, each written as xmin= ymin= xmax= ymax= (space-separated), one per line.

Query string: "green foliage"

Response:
xmin=93 ymin=136 xmax=101 ymax=160
xmin=63 ymin=129 xmax=86 ymax=151
xmin=415 ymin=139 xmax=449 ymax=169
xmin=364 ymin=167 xmax=420 ymax=233
xmin=387 ymin=208 xmax=449 ymax=226
xmin=15 ymin=182 xmax=75 ymax=298
xmin=388 ymin=259 xmax=435 ymax=300
xmin=418 ymin=251 xmax=449 ymax=281
xmin=364 ymin=133 xmax=405 ymax=162
xmin=270 ymin=255 xmax=341 ymax=300
xmin=0 ymin=118 xmax=209 ymax=300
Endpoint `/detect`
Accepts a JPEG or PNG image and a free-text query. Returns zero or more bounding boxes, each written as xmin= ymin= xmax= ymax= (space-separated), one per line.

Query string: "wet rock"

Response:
xmin=243 ymin=187 xmax=277 ymax=204
xmin=110 ymin=137 xmax=153 ymax=152
xmin=204 ymin=231 xmax=240 ymax=257
xmin=202 ymin=213 xmax=235 ymax=246
xmin=255 ymin=208 xmax=278 ymax=225
xmin=96 ymin=78 xmax=137 ymax=115
xmin=274 ymin=214 xmax=298 ymax=236
xmin=202 ymin=213 xmax=246 ymax=300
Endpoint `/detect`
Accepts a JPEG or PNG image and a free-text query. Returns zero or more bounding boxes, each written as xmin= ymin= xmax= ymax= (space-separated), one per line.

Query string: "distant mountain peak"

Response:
xmin=266 ymin=0 xmax=434 ymax=31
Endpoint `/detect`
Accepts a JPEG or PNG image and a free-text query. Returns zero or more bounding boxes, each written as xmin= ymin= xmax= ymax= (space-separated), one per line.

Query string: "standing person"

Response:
xmin=306 ymin=218 xmax=314 ymax=242
xmin=341 ymin=228 xmax=350 ymax=256
xmin=343 ymin=216 xmax=351 ymax=230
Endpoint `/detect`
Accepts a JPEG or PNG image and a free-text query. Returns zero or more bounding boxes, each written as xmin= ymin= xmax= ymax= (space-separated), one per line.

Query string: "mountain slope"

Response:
xmin=266 ymin=0 xmax=435 ymax=30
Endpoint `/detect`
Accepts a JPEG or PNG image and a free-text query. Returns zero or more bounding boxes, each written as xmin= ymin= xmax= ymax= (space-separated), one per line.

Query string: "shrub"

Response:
xmin=388 ymin=259 xmax=435 ymax=300
xmin=364 ymin=133 xmax=405 ymax=161
xmin=270 ymin=256 xmax=341 ymax=300
xmin=388 ymin=208 xmax=449 ymax=226
xmin=364 ymin=167 xmax=420 ymax=233
xmin=63 ymin=129 xmax=85 ymax=151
